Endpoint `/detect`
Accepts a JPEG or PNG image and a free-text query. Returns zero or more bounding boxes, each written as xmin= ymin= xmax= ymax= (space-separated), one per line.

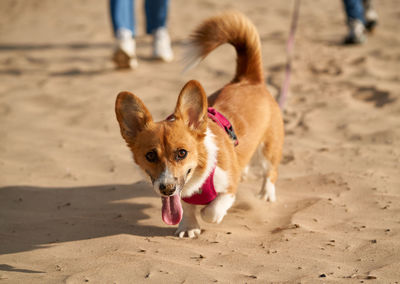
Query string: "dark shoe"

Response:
xmin=344 ymin=19 xmax=366 ymax=45
xmin=363 ymin=0 xmax=378 ymax=32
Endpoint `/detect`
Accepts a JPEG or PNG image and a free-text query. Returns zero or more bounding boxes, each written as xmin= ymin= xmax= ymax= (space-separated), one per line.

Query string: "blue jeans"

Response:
xmin=343 ymin=0 xmax=365 ymax=24
xmin=110 ymin=0 xmax=169 ymax=36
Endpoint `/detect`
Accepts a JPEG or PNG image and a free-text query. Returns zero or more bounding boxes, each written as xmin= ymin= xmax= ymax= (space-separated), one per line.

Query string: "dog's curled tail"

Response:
xmin=184 ymin=11 xmax=263 ymax=84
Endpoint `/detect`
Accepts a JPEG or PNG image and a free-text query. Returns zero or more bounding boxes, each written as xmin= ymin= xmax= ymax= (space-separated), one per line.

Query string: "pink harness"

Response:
xmin=181 ymin=107 xmax=238 ymax=205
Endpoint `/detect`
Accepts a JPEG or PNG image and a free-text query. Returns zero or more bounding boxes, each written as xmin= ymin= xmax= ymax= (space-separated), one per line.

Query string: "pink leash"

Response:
xmin=278 ymin=0 xmax=301 ymax=109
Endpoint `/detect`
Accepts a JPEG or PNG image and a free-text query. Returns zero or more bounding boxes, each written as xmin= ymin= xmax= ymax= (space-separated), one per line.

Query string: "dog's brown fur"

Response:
xmin=189 ymin=11 xmax=284 ymax=186
xmin=115 ymin=11 xmax=284 ymax=237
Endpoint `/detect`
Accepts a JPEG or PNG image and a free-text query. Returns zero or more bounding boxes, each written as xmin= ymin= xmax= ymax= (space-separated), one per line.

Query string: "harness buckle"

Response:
xmin=225 ymin=126 xmax=239 ymax=146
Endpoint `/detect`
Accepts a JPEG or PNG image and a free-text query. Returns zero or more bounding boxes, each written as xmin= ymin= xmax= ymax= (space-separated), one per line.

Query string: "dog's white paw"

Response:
xmin=201 ymin=194 xmax=235 ymax=224
xmin=240 ymin=165 xmax=250 ymax=181
xmin=175 ymin=226 xmax=201 ymax=238
xmin=258 ymin=191 xmax=276 ymax=202
xmin=258 ymin=178 xmax=276 ymax=202
xmin=201 ymin=206 xmax=225 ymax=224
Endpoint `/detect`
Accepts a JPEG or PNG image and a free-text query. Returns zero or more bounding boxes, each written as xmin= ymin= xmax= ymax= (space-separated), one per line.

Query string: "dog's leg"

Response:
xmin=258 ymin=140 xmax=282 ymax=202
xmin=241 ymin=165 xmax=250 ymax=181
xmin=259 ymin=174 xmax=277 ymax=202
xmin=176 ymin=202 xmax=201 ymax=238
xmin=201 ymin=193 xmax=235 ymax=224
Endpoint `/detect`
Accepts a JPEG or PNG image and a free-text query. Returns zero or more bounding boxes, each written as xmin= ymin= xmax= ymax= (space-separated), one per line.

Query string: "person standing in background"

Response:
xmin=342 ymin=0 xmax=378 ymax=44
xmin=110 ymin=0 xmax=174 ymax=69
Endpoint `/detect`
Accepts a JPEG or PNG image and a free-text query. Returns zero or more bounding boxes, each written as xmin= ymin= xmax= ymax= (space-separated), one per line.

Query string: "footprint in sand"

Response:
xmin=369 ymin=49 xmax=400 ymax=62
xmin=309 ymin=59 xmax=342 ymax=76
xmin=352 ymin=86 xmax=396 ymax=108
xmin=283 ymin=107 xmax=309 ymax=135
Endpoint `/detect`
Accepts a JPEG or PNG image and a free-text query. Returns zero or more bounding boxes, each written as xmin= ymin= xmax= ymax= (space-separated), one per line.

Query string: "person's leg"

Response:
xmin=343 ymin=0 xmax=365 ymax=24
xmin=144 ymin=0 xmax=168 ymax=34
xmin=342 ymin=0 xmax=366 ymax=44
xmin=110 ymin=0 xmax=138 ymax=68
xmin=144 ymin=0 xmax=173 ymax=62
xmin=110 ymin=0 xmax=135 ymax=36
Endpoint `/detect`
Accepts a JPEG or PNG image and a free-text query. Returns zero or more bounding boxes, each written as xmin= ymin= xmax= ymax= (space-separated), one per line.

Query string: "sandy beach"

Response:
xmin=0 ymin=0 xmax=399 ymax=283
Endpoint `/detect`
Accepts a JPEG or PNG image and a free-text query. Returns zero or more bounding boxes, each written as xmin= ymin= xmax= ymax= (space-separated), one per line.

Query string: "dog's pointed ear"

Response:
xmin=115 ymin=91 xmax=153 ymax=141
xmin=174 ymin=80 xmax=208 ymax=133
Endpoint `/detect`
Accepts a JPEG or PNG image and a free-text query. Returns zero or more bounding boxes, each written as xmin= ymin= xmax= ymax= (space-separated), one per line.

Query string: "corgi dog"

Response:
xmin=115 ymin=11 xmax=284 ymax=238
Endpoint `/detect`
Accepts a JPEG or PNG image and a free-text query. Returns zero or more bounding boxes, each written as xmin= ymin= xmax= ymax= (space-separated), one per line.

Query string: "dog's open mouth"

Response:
xmin=161 ymin=194 xmax=183 ymax=225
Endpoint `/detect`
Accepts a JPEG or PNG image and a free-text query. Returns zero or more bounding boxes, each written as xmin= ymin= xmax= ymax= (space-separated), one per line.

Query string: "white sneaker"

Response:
xmin=153 ymin=27 xmax=174 ymax=62
xmin=113 ymin=28 xmax=138 ymax=69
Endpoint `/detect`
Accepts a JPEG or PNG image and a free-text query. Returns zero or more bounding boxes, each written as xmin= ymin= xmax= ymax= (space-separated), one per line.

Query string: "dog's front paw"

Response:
xmin=200 ymin=194 xmax=235 ymax=224
xmin=175 ymin=226 xmax=201 ymax=238
xmin=201 ymin=205 xmax=225 ymax=224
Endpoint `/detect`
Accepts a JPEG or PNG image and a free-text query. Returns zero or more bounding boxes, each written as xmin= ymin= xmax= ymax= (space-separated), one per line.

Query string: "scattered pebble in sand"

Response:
xmin=243 ymin=225 xmax=252 ymax=230
xmin=57 ymin=202 xmax=71 ymax=209
xmin=191 ymin=254 xmax=205 ymax=261
xmin=347 ymin=274 xmax=377 ymax=280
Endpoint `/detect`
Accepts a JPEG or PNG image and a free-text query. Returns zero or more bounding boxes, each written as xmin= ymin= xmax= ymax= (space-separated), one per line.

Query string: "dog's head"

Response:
xmin=115 ymin=80 xmax=209 ymax=224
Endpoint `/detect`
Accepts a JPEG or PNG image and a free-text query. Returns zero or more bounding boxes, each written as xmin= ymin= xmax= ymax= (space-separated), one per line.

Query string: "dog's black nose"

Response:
xmin=159 ymin=183 xmax=176 ymax=195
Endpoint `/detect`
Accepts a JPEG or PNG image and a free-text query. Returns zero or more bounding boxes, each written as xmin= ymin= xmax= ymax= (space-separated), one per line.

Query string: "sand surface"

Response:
xmin=1 ymin=0 xmax=399 ymax=283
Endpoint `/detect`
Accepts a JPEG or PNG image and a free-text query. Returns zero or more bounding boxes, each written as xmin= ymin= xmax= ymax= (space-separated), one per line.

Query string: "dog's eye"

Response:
xmin=145 ymin=150 xmax=158 ymax=163
xmin=176 ymin=149 xmax=187 ymax=161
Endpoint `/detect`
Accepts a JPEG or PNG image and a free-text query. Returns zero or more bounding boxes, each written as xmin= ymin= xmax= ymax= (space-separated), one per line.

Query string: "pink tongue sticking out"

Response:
xmin=161 ymin=195 xmax=183 ymax=225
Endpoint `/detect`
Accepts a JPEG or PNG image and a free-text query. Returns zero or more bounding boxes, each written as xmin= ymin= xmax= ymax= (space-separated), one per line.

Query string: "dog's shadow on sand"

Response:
xmin=0 ymin=182 xmax=176 ymax=255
